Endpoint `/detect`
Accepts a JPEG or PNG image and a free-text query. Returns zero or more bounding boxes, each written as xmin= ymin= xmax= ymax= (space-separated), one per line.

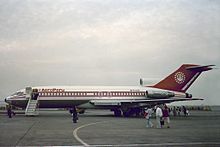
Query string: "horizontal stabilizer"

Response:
xmin=186 ymin=65 xmax=215 ymax=72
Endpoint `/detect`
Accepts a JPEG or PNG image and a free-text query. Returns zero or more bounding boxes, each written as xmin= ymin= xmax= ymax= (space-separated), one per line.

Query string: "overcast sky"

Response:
xmin=0 ymin=0 xmax=219 ymax=105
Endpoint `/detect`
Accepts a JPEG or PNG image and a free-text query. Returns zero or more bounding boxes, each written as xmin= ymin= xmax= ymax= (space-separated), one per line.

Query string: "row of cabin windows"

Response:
xmin=39 ymin=92 xmax=146 ymax=97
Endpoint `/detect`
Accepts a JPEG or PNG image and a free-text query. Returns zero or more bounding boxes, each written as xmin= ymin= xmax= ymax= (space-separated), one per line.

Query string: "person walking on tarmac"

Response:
xmin=162 ymin=105 xmax=170 ymax=128
xmin=156 ymin=105 xmax=163 ymax=128
xmin=6 ymin=104 xmax=12 ymax=118
xmin=71 ymin=106 xmax=78 ymax=123
xmin=144 ymin=107 xmax=153 ymax=128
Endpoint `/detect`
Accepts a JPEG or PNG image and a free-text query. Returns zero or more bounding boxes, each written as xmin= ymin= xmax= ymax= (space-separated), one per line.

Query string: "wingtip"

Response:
xmin=191 ymin=98 xmax=204 ymax=100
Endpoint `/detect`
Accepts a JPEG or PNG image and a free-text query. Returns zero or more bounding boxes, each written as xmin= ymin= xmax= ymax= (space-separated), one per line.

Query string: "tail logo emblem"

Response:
xmin=174 ymin=72 xmax=185 ymax=84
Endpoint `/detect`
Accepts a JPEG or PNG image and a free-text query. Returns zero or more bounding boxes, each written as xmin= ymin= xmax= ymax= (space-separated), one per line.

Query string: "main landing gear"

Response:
xmin=111 ymin=107 xmax=142 ymax=117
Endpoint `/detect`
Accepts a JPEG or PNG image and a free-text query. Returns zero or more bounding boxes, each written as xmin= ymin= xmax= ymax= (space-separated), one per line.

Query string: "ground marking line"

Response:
xmin=73 ymin=121 xmax=220 ymax=146
xmin=73 ymin=121 xmax=109 ymax=146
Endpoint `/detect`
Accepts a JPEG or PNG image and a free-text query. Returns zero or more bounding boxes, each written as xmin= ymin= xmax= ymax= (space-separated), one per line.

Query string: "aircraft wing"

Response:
xmin=90 ymin=97 xmax=203 ymax=106
xmin=124 ymin=97 xmax=204 ymax=103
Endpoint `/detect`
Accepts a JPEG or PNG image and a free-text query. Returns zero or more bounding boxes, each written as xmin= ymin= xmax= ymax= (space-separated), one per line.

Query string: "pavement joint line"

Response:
xmin=15 ymin=120 xmax=38 ymax=146
xmin=73 ymin=120 xmax=109 ymax=146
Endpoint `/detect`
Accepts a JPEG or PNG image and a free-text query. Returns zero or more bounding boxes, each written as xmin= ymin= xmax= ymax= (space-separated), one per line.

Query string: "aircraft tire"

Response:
xmin=113 ymin=108 xmax=122 ymax=117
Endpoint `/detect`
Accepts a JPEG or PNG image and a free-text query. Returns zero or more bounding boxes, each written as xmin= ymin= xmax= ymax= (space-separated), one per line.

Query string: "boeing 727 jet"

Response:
xmin=4 ymin=64 xmax=214 ymax=116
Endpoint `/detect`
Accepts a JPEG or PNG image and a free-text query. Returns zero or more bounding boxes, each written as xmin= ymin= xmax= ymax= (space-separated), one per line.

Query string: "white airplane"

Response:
xmin=5 ymin=64 xmax=214 ymax=116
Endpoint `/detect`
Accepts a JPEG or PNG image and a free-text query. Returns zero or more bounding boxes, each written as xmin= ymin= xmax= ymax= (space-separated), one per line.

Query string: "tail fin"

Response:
xmin=152 ymin=64 xmax=215 ymax=92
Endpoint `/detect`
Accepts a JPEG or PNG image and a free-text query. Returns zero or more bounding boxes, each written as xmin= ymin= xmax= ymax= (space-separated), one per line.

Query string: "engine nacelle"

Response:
xmin=146 ymin=91 xmax=175 ymax=99
xmin=140 ymin=78 xmax=158 ymax=86
xmin=140 ymin=78 xmax=144 ymax=86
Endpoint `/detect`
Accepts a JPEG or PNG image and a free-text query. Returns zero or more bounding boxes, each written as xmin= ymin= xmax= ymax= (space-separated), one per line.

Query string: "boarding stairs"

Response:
xmin=25 ymin=99 xmax=39 ymax=116
xmin=25 ymin=87 xmax=39 ymax=116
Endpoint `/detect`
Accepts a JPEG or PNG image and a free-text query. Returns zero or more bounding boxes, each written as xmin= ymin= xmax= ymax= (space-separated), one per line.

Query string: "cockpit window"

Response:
xmin=12 ymin=91 xmax=24 ymax=96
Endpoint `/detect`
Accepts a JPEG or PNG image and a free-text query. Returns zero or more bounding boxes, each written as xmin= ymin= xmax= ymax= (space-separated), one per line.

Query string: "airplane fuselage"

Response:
xmin=5 ymin=86 xmax=186 ymax=109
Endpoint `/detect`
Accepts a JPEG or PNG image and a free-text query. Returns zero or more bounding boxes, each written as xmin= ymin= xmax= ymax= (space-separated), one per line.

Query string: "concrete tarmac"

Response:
xmin=0 ymin=109 xmax=220 ymax=146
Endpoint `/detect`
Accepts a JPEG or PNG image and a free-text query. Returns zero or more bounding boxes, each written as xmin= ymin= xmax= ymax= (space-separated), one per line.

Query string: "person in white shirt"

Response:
xmin=144 ymin=107 xmax=153 ymax=128
xmin=156 ymin=105 xmax=163 ymax=128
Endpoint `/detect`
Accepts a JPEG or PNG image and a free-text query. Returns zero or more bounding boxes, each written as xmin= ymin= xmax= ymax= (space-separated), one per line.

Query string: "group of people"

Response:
xmin=31 ymin=89 xmax=39 ymax=100
xmin=144 ymin=104 xmax=170 ymax=128
xmin=171 ymin=106 xmax=189 ymax=117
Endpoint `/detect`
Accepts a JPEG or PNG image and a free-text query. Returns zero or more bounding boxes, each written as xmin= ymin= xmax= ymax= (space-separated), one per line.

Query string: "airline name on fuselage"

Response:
xmin=39 ymin=88 xmax=65 ymax=93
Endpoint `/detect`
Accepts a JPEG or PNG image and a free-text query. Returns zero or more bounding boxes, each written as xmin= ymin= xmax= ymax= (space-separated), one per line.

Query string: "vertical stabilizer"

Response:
xmin=152 ymin=64 xmax=214 ymax=92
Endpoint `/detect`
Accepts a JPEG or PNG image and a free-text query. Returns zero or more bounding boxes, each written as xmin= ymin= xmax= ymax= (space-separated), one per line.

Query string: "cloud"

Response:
xmin=0 ymin=0 xmax=219 ymax=105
